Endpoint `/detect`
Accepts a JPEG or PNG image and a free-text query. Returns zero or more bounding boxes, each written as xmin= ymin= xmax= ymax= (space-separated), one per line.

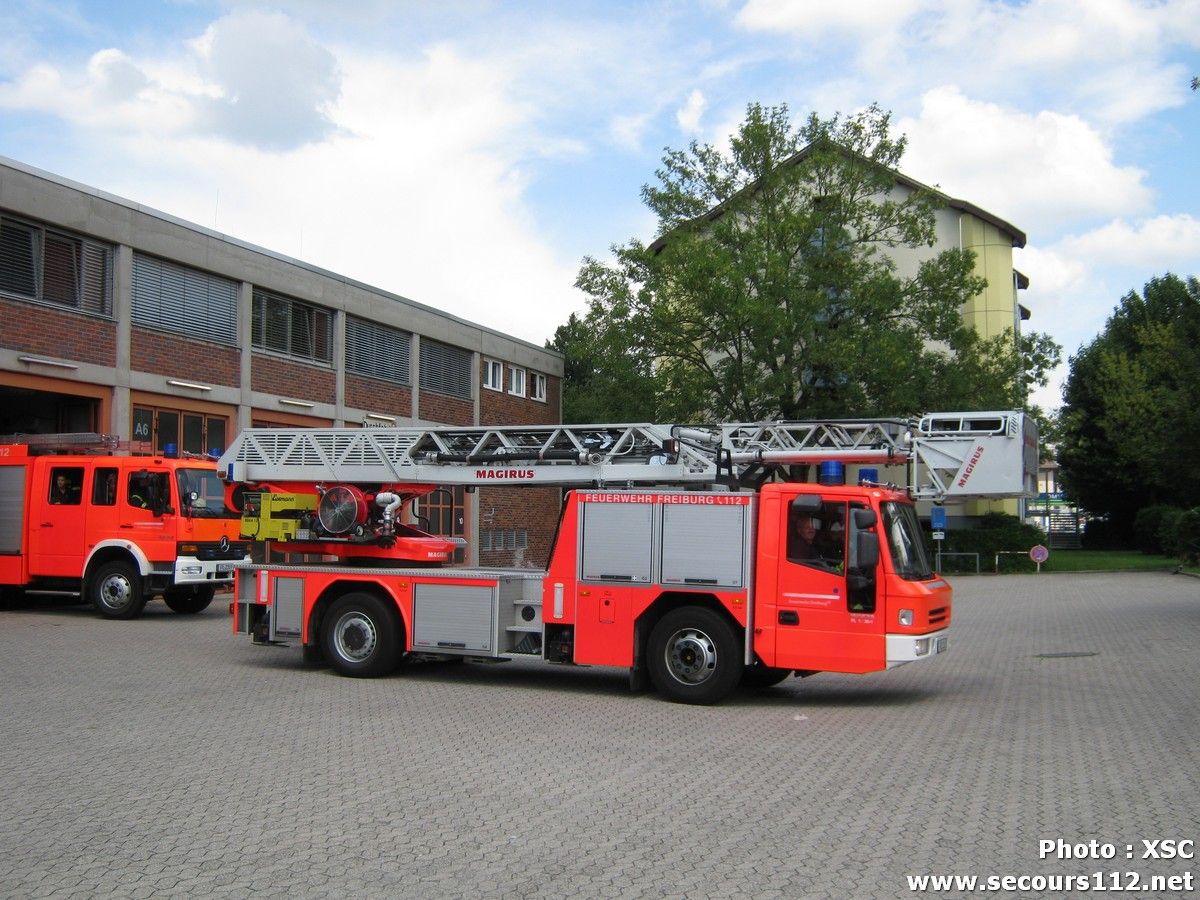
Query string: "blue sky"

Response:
xmin=1 ymin=0 xmax=1197 ymax=411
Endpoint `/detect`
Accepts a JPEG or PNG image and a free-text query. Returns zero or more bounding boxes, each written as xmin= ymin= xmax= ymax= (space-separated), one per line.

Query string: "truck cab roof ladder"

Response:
xmin=0 ymin=433 xmax=153 ymax=455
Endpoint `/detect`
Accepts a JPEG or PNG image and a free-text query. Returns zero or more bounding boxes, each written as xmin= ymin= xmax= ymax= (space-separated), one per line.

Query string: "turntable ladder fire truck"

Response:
xmin=218 ymin=411 xmax=1036 ymax=704
xmin=0 ymin=433 xmax=250 ymax=619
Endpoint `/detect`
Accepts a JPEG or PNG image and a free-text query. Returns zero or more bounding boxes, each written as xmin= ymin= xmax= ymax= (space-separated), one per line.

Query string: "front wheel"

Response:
xmin=164 ymin=585 xmax=215 ymax=614
xmin=647 ymin=606 xmax=742 ymax=705
xmin=321 ymin=592 xmax=403 ymax=678
xmin=90 ymin=560 xmax=147 ymax=620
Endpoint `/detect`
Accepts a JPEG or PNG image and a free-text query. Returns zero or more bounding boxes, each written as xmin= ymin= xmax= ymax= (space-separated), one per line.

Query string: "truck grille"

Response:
xmin=928 ymin=606 xmax=949 ymax=626
xmin=181 ymin=541 xmax=250 ymax=561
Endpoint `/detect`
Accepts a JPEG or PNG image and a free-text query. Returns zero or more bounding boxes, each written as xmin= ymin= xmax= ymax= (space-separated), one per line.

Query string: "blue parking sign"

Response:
xmin=930 ymin=506 xmax=947 ymax=530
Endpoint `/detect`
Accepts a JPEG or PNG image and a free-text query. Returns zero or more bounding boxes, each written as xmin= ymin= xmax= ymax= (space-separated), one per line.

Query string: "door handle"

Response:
xmin=778 ymin=610 xmax=799 ymax=625
xmin=40 ymin=522 xmax=53 ymax=527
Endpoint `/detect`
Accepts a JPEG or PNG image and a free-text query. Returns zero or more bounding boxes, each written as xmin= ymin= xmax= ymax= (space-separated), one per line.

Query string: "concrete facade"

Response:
xmin=0 ymin=156 xmax=564 ymax=566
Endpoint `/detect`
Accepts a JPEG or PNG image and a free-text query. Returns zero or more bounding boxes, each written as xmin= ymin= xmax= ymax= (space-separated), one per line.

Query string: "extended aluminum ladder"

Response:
xmin=217 ymin=411 xmax=1036 ymax=501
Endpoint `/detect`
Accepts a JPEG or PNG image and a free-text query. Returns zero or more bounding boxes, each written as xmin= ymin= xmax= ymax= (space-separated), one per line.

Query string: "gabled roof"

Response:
xmin=649 ymin=140 xmax=1026 ymax=253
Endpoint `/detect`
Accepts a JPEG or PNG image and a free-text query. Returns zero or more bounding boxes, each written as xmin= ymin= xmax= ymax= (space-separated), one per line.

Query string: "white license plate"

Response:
xmin=935 ymin=636 xmax=948 ymax=653
xmin=216 ymin=562 xmax=235 ymax=573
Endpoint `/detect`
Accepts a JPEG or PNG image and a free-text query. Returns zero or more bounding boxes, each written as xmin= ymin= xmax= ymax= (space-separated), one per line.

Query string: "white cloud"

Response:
xmin=676 ymin=89 xmax=707 ymax=134
xmin=735 ymin=0 xmax=926 ymax=36
xmin=899 ymin=86 xmax=1151 ymax=235
xmin=189 ymin=11 xmax=341 ymax=149
xmin=0 ymin=11 xmax=340 ymax=150
xmin=610 ymin=111 xmax=652 ymax=151
xmin=1015 ymin=246 xmax=1087 ymax=303
xmin=739 ymin=0 xmax=1200 ymax=127
xmin=1016 ymin=213 xmax=1200 ymax=410
xmin=1056 ymin=215 xmax=1200 ymax=269
xmin=0 ymin=54 xmax=197 ymax=132
xmin=0 ymin=16 xmax=586 ymax=344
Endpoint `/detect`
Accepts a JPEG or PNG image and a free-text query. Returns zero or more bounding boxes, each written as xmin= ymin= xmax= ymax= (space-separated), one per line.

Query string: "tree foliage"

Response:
xmin=547 ymin=311 xmax=657 ymax=423
xmin=1058 ymin=274 xmax=1200 ymax=531
xmin=565 ymin=102 xmax=1059 ymax=423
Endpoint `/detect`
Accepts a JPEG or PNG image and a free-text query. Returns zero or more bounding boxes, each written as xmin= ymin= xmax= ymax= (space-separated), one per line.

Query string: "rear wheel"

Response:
xmin=321 ymin=592 xmax=403 ymax=678
xmin=647 ymin=606 xmax=742 ymax=705
xmin=90 ymin=560 xmax=147 ymax=620
xmin=164 ymin=585 xmax=215 ymax=614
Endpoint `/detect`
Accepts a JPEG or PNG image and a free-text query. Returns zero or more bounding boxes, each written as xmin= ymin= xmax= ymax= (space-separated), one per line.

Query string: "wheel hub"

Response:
xmin=334 ymin=612 xmax=377 ymax=662
xmin=665 ymin=628 xmax=717 ymax=685
xmin=101 ymin=576 xmax=131 ymax=609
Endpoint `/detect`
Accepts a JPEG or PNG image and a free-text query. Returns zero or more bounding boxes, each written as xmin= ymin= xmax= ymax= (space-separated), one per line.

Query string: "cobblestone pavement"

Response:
xmin=1 ymin=573 xmax=1198 ymax=898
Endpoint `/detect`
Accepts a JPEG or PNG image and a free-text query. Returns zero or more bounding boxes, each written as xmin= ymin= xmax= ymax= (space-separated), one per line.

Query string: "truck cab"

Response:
xmin=0 ymin=444 xmax=249 ymax=618
xmin=754 ymin=482 xmax=950 ymax=676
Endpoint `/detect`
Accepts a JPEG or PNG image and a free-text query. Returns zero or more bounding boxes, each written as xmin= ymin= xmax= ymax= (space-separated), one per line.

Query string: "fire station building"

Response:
xmin=0 ymin=156 xmax=563 ymax=568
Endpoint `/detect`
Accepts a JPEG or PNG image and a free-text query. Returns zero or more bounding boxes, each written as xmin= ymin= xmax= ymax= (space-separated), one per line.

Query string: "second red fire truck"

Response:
xmin=217 ymin=412 xmax=1036 ymax=704
xmin=0 ymin=434 xmax=249 ymax=619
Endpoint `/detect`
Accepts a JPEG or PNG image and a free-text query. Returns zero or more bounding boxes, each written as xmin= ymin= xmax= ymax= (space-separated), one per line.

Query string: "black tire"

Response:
xmin=647 ymin=606 xmax=743 ymax=705
xmin=90 ymin=560 xmax=148 ymax=620
xmin=163 ymin=585 xmax=216 ymax=614
xmin=742 ymin=662 xmax=794 ymax=689
xmin=321 ymin=592 xmax=403 ymax=678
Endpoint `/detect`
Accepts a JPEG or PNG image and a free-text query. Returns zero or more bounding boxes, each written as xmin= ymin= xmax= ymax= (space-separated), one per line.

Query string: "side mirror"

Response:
xmin=855 ymin=532 xmax=880 ymax=571
xmin=852 ymin=508 xmax=877 ymax=529
xmin=789 ymin=494 xmax=823 ymax=514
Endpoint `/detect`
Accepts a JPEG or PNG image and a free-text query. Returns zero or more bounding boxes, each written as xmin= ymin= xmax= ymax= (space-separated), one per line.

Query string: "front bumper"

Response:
xmin=886 ymin=628 xmax=949 ymax=668
xmin=174 ymin=555 xmax=250 ymax=585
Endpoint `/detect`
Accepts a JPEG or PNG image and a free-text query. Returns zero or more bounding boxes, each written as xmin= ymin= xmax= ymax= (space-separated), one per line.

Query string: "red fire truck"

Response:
xmin=0 ymin=434 xmax=249 ymax=619
xmin=218 ymin=412 xmax=1036 ymax=704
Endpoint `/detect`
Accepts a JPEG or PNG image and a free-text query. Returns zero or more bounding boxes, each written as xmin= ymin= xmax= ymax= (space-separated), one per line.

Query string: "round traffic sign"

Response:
xmin=1029 ymin=544 xmax=1049 ymax=564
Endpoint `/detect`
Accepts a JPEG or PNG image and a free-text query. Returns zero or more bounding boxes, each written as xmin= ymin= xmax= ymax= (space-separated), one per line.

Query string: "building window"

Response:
xmin=346 ymin=316 xmax=410 ymax=384
xmin=481 ymin=528 xmax=528 ymax=552
xmin=252 ymin=288 xmax=332 ymax=363
xmin=132 ymin=253 xmax=237 ymax=343
xmin=133 ymin=406 xmax=228 ymax=456
xmin=419 ymin=338 xmax=472 ymax=400
xmin=0 ymin=214 xmax=113 ymax=316
xmin=531 ymin=373 xmax=547 ymax=402
xmin=483 ymin=358 xmax=504 ymax=392
xmin=508 ymin=365 xmax=525 ymax=397
xmin=417 ymin=486 xmax=466 ymax=564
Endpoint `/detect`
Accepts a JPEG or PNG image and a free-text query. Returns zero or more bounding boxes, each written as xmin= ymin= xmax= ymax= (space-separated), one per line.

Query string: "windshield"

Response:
xmin=176 ymin=468 xmax=237 ymax=519
xmin=881 ymin=502 xmax=934 ymax=581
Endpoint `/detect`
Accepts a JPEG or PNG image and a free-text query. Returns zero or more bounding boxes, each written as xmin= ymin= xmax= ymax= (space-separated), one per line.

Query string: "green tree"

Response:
xmin=1058 ymin=274 xmax=1200 ymax=533
xmin=547 ymin=311 xmax=658 ymax=422
xmin=569 ymin=102 xmax=1059 ymax=422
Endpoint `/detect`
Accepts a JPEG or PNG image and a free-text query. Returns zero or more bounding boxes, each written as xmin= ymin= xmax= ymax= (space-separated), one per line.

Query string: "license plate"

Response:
xmin=217 ymin=562 xmax=235 ymax=573
xmin=935 ymin=636 xmax=948 ymax=653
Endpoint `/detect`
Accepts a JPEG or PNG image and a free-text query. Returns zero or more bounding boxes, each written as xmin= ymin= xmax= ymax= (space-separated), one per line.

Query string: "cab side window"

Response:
xmin=91 ymin=467 xmax=117 ymax=506
xmin=786 ymin=501 xmax=846 ymax=571
xmin=127 ymin=471 xmax=170 ymax=511
xmin=48 ymin=467 xmax=83 ymax=505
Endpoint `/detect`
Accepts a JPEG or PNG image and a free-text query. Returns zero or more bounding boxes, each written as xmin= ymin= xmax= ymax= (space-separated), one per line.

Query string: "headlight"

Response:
xmin=914 ymin=638 xmax=931 ymax=656
xmin=181 ymin=565 xmax=202 ymax=575
xmin=899 ymin=609 xmax=913 ymax=626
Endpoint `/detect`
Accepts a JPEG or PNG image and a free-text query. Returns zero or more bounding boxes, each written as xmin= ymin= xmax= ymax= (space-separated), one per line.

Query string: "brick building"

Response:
xmin=0 ymin=156 xmax=564 ymax=567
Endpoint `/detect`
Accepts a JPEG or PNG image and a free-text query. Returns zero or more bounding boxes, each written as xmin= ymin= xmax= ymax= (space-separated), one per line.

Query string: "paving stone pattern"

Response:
xmin=1 ymin=573 xmax=1197 ymax=898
